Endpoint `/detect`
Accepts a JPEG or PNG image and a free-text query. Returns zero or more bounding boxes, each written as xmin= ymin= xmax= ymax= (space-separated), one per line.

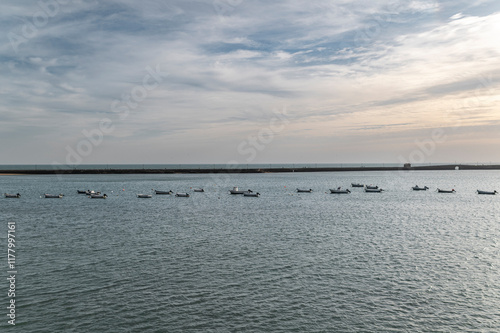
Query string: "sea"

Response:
xmin=1 ymin=170 xmax=499 ymax=332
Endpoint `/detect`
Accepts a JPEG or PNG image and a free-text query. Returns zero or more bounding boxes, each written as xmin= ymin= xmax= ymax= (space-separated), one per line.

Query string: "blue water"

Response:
xmin=1 ymin=170 xmax=499 ymax=331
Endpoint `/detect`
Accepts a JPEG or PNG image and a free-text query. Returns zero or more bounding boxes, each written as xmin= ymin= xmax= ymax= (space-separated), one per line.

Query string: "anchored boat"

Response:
xmin=229 ymin=187 xmax=253 ymax=194
xmin=154 ymin=190 xmax=173 ymax=195
xmin=330 ymin=188 xmax=351 ymax=194
xmin=4 ymin=193 xmax=20 ymax=198
xmin=365 ymin=188 xmax=384 ymax=193
xmin=90 ymin=194 xmax=107 ymax=199
xmin=477 ymin=190 xmax=498 ymax=195
xmin=437 ymin=189 xmax=455 ymax=193
xmin=44 ymin=194 xmax=63 ymax=198
xmin=412 ymin=185 xmax=429 ymax=191
xmin=243 ymin=192 xmax=260 ymax=197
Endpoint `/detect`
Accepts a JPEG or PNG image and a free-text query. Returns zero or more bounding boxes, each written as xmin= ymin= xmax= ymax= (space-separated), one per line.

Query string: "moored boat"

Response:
xmin=351 ymin=183 xmax=364 ymax=187
xmin=330 ymin=188 xmax=351 ymax=194
xmin=90 ymin=193 xmax=107 ymax=199
xmin=296 ymin=188 xmax=312 ymax=193
xmin=477 ymin=190 xmax=498 ymax=195
xmin=243 ymin=192 xmax=260 ymax=197
xmin=412 ymin=185 xmax=429 ymax=191
xmin=154 ymin=190 xmax=173 ymax=195
xmin=365 ymin=188 xmax=384 ymax=193
xmin=4 ymin=193 xmax=21 ymax=198
xmin=366 ymin=185 xmax=379 ymax=190
xmin=229 ymin=187 xmax=252 ymax=194
xmin=137 ymin=194 xmax=152 ymax=198
xmin=176 ymin=193 xmax=190 ymax=197
xmin=437 ymin=188 xmax=455 ymax=193
xmin=193 ymin=188 xmax=204 ymax=192
xmin=44 ymin=193 xmax=63 ymax=198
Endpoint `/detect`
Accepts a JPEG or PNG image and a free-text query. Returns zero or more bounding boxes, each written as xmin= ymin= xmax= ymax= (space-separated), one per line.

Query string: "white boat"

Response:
xmin=477 ymin=190 xmax=498 ymax=195
xmin=243 ymin=192 xmax=260 ymax=197
xmin=296 ymin=188 xmax=312 ymax=193
xmin=365 ymin=185 xmax=379 ymax=190
xmin=351 ymin=183 xmax=364 ymax=187
xmin=176 ymin=193 xmax=190 ymax=197
xmin=90 ymin=193 xmax=107 ymax=199
xmin=437 ymin=188 xmax=455 ymax=193
xmin=330 ymin=188 xmax=351 ymax=194
xmin=193 ymin=188 xmax=204 ymax=192
xmin=365 ymin=188 xmax=384 ymax=193
xmin=4 ymin=193 xmax=20 ymax=198
xmin=154 ymin=190 xmax=173 ymax=195
xmin=137 ymin=194 xmax=152 ymax=198
xmin=44 ymin=194 xmax=63 ymax=198
xmin=412 ymin=185 xmax=429 ymax=191
xmin=229 ymin=187 xmax=252 ymax=194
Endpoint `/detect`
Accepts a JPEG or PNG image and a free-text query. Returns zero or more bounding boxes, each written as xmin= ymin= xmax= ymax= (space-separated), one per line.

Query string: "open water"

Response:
xmin=1 ymin=170 xmax=499 ymax=332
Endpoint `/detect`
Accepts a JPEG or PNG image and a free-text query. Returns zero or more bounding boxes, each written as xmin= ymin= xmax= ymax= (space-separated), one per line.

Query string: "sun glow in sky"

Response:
xmin=1 ymin=0 xmax=500 ymax=165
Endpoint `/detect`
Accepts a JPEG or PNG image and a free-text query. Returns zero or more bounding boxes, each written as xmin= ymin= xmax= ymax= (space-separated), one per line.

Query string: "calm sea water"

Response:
xmin=1 ymin=170 xmax=499 ymax=332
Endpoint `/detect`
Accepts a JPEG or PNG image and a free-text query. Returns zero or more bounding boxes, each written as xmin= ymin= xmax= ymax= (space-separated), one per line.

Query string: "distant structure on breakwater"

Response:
xmin=1 ymin=164 xmax=500 ymax=175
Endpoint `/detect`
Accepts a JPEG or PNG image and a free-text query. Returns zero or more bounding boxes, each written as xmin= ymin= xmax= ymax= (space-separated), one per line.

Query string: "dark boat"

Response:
xmin=477 ymin=190 xmax=498 ymax=195
xmin=365 ymin=188 xmax=384 ymax=193
xmin=90 ymin=194 xmax=107 ymax=199
xmin=412 ymin=185 xmax=429 ymax=191
xmin=243 ymin=192 xmax=260 ymax=197
xmin=154 ymin=190 xmax=173 ymax=195
xmin=437 ymin=188 xmax=455 ymax=193
xmin=296 ymin=188 xmax=312 ymax=193
xmin=176 ymin=193 xmax=190 ymax=197
xmin=351 ymin=183 xmax=364 ymax=187
xmin=4 ymin=193 xmax=21 ymax=198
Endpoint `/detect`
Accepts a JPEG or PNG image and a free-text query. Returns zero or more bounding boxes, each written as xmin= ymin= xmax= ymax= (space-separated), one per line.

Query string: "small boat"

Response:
xmin=365 ymin=185 xmax=379 ymax=190
xmin=365 ymin=188 xmax=384 ymax=193
xmin=351 ymin=183 xmax=364 ymax=187
xmin=154 ymin=190 xmax=173 ymax=195
xmin=90 ymin=193 xmax=107 ymax=199
xmin=229 ymin=187 xmax=252 ymax=194
xmin=243 ymin=192 xmax=260 ymax=197
xmin=44 ymin=194 xmax=63 ymax=198
xmin=4 ymin=193 xmax=21 ymax=198
xmin=137 ymin=194 xmax=152 ymax=198
xmin=176 ymin=193 xmax=190 ymax=197
xmin=477 ymin=190 xmax=498 ymax=195
xmin=80 ymin=190 xmax=100 ymax=195
xmin=330 ymin=188 xmax=351 ymax=194
xmin=412 ymin=185 xmax=429 ymax=191
xmin=437 ymin=189 xmax=455 ymax=193
xmin=296 ymin=188 xmax=312 ymax=193
xmin=193 ymin=188 xmax=204 ymax=192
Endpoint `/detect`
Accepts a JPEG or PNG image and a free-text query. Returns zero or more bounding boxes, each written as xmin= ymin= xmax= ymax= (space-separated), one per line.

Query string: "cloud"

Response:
xmin=1 ymin=0 xmax=499 ymax=164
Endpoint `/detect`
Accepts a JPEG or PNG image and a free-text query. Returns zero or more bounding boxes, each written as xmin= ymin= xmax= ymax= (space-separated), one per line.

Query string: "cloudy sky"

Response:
xmin=1 ymin=0 xmax=500 ymax=165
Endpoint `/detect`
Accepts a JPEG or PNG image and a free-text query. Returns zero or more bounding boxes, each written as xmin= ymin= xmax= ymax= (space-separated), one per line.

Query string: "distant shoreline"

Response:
xmin=1 ymin=164 xmax=499 ymax=175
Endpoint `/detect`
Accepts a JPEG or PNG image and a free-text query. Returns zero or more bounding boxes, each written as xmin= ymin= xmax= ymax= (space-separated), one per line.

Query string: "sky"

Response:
xmin=1 ymin=0 xmax=500 ymax=165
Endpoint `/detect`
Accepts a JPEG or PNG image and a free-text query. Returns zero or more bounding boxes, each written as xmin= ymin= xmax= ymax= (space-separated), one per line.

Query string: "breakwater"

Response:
xmin=1 ymin=164 xmax=499 ymax=174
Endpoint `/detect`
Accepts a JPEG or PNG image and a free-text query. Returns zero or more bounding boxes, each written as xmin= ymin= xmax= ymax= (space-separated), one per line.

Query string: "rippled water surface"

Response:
xmin=2 ymin=171 xmax=500 ymax=332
